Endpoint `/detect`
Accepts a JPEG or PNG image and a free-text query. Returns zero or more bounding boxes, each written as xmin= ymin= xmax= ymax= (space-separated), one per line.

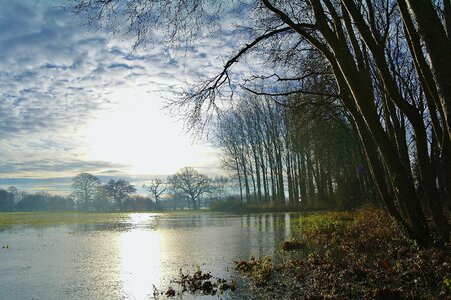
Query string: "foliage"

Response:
xmin=279 ymin=239 xmax=306 ymax=252
xmin=0 ymin=188 xmax=75 ymax=212
xmin=237 ymin=206 xmax=451 ymax=299
xmin=123 ymin=195 xmax=159 ymax=211
xmin=209 ymin=197 xmax=245 ymax=211
xmin=235 ymin=256 xmax=273 ymax=286
xmin=154 ymin=267 xmax=236 ymax=298
xmin=296 ymin=211 xmax=354 ymax=238
xmin=0 ymin=188 xmax=15 ymax=212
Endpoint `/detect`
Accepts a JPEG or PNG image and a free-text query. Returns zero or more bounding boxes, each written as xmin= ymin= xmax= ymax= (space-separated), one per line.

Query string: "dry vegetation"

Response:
xmin=235 ymin=206 xmax=451 ymax=299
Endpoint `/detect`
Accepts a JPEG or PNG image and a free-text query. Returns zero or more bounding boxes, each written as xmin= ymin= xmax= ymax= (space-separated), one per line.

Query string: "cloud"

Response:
xmin=0 ymin=0 xmax=250 ymax=192
xmin=0 ymin=2 xmax=185 ymax=141
xmin=0 ymin=158 xmax=126 ymax=177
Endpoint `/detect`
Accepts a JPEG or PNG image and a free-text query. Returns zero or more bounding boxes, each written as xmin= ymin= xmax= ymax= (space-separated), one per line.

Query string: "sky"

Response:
xmin=0 ymin=0 xmax=239 ymax=194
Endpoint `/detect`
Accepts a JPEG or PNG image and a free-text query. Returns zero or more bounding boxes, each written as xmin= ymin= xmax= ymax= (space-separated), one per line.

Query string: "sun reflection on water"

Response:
xmin=118 ymin=214 xmax=164 ymax=299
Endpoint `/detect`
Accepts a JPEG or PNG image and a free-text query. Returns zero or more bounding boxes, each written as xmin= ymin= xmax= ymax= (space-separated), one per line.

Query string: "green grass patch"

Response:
xmin=292 ymin=211 xmax=354 ymax=235
xmin=0 ymin=210 xmax=232 ymax=228
xmin=0 ymin=211 xmax=134 ymax=228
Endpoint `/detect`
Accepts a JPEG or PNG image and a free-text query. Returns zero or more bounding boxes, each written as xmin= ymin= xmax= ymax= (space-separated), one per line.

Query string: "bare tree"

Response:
xmin=168 ymin=167 xmax=211 ymax=210
xmin=143 ymin=178 xmax=166 ymax=205
xmin=104 ymin=179 xmax=137 ymax=210
xmin=72 ymin=173 xmax=101 ymax=211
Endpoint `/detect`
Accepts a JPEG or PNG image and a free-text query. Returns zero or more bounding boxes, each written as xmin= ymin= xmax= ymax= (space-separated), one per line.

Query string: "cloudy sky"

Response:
xmin=0 ymin=0 xmax=238 ymax=194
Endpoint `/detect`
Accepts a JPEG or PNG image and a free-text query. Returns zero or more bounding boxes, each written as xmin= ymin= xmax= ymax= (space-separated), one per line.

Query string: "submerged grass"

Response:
xmin=0 ymin=211 xmax=133 ymax=228
xmin=0 ymin=210 xmax=230 ymax=228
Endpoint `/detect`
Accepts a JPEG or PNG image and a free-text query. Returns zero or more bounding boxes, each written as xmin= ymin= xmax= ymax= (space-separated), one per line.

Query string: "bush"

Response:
xmin=209 ymin=196 xmax=244 ymax=212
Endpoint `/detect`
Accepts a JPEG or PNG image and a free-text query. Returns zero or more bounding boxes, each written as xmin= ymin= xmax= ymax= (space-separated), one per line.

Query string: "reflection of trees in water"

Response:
xmin=161 ymin=213 xmax=244 ymax=229
xmin=236 ymin=213 xmax=308 ymax=261
xmin=237 ymin=213 xmax=302 ymax=260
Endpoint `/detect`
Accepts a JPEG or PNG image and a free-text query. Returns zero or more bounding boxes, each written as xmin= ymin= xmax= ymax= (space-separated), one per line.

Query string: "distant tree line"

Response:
xmin=0 ymin=187 xmax=74 ymax=212
xmin=0 ymin=167 xmax=231 ymax=212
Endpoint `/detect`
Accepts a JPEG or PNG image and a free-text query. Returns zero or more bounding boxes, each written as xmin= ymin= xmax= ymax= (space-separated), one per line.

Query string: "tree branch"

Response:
xmin=242 ymin=85 xmax=339 ymax=99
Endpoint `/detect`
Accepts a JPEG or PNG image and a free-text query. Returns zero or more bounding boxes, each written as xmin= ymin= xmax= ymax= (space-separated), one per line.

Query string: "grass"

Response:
xmin=294 ymin=210 xmax=354 ymax=232
xmin=0 ymin=209 xmax=234 ymax=228
xmin=0 ymin=211 xmax=135 ymax=228
xmin=235 ymin=205 xmax=451 ymax=299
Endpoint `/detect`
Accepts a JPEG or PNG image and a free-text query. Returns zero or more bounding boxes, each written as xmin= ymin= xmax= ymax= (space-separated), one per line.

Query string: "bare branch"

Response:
xmin=242 ymin=85 xmax=339 ymax=99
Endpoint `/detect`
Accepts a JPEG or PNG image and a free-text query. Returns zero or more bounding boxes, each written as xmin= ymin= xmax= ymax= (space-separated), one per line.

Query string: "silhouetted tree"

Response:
xmin=0 ymin=189 xmax=14 ymax=211
xmin=92 ymin=185 xmax=110 ymax=211
xmin=168 ymin=167 xmax=211 ymax=210
xmin=143 ymin=178 xmax=166 ymax=206
xmin=104 ymin=179 xmax=137 ymax=210
xmin=71 ymin=173 xmax=101 ymax=211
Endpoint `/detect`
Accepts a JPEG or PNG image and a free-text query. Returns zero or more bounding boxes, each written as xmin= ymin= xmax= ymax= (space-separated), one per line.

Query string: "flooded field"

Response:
xmin=0 ymin=212 xmax=303 ymax=299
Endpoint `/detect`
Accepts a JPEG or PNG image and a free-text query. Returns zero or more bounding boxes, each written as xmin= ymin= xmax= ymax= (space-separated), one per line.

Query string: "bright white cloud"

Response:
xmin=0 ymin=0 xmax=231 ymax=192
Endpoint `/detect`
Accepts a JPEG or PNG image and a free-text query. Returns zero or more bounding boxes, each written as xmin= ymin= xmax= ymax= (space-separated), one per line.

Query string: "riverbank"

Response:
xmin=234 ymin=206 xmax=451 ymax=299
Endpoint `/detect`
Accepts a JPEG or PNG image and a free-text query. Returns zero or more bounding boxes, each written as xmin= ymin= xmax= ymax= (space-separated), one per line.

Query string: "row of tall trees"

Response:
xmin=240 ymin=0 xmax=451 ymax=246
xmin=215 ymin=93 xmax=365 ymax=209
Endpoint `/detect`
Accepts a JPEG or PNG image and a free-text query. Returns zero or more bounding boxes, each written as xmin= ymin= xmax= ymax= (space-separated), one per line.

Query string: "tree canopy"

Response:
xmin=71 ymin=173 xmax=101 ymax=211
xmin=104 ymin=179 xmax=137 ymax=210
xmin=168 ymin=167 xmax=211 ymax=210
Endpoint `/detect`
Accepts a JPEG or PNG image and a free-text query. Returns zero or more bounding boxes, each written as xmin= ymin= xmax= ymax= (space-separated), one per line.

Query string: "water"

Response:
xmin=0 ymin=212 xmax=303 ymax=299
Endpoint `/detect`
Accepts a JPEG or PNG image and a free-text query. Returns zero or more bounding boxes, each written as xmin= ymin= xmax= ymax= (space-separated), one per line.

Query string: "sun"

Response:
xmin=79 ymin=87 xmax=218 ymax=175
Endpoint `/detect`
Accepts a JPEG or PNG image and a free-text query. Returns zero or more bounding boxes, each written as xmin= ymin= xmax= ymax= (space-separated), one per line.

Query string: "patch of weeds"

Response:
xmin=235 ymin=206 xmax=451 ymax=299
xmin=295 ymin=211 xmax=353 ymax=243
xmin=443 ymin=277 xmax=451 ymax=292
xmin=235 ymin=256 xmax=273 ymax=286
xmin=161 ymin=267 xmax=236 ymax=297
xmin=280 ymin=239 xmax=306 ymax=252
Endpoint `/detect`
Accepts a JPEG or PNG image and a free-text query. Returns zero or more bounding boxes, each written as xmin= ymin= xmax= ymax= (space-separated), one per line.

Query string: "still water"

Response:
xmin=0 ymin=212 xmax=302 ymax=299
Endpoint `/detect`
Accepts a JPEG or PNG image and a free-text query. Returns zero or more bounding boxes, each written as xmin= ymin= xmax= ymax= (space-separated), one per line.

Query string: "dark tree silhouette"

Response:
xmin=143 ymin=178 xmax=166 ymax=205
xmin=168 ymin=167 xmax=211 ymax=210
xmin=104 ymin=179 xmax=137 ymax=210
xmin=72 ymin=173 xmax=101 ymax=211
xmin=0 ymin=189 xmax=14 ymax=211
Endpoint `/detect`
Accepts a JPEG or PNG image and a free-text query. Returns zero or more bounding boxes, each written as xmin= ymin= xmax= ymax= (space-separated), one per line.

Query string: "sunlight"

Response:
xmin=80 ymin=87 xmax=218 ymax=175
xmin=118 ymin=214 xmax=164 ymax=299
